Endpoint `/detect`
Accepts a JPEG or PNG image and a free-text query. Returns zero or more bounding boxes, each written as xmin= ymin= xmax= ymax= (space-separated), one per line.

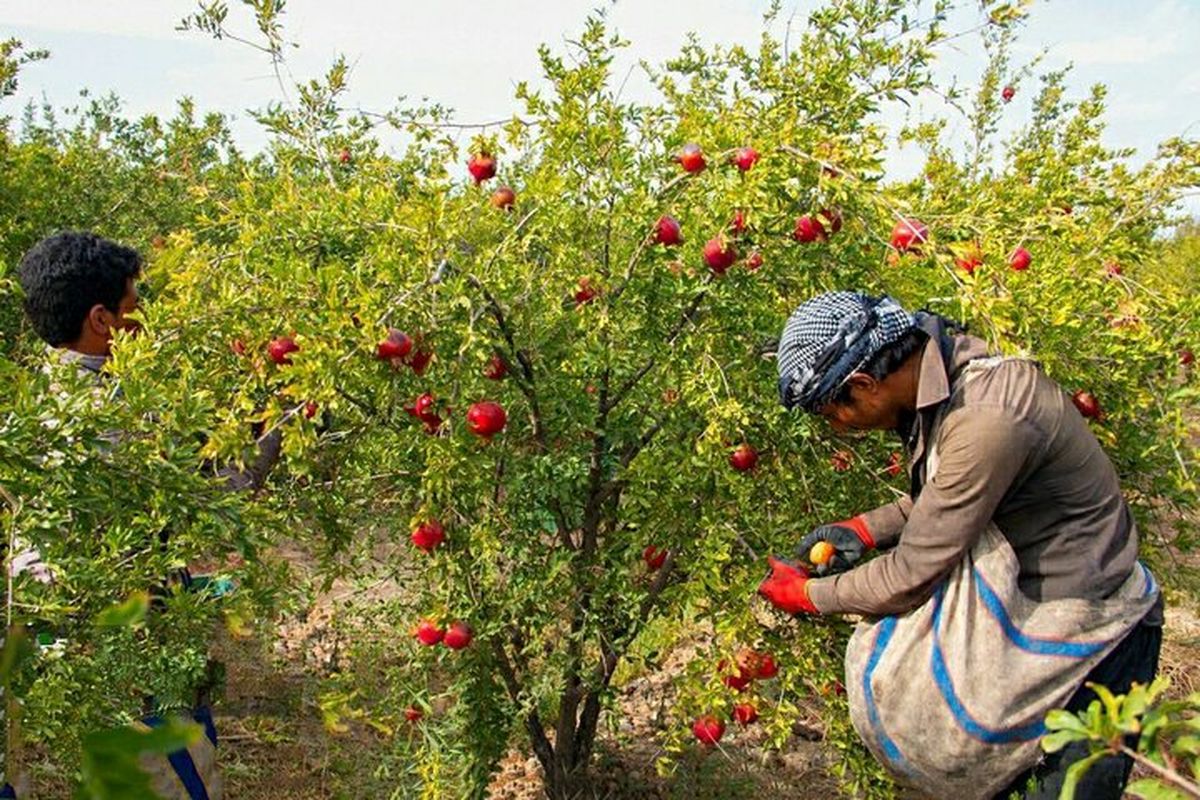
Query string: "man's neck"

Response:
xmin=65 ymin=339 xmax=110 ymax=358
xmin=895 ymin=350 xmax=924 ymax=413
xmin=888 ymin=357 xmax=924 ymax=443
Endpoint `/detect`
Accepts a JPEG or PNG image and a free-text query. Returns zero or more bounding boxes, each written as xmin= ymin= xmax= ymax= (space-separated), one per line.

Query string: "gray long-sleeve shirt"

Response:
xmin=53 ymin=348 xmax=281 ymax=491
xmin=805 ymin=333 xmax=1148 ymax=620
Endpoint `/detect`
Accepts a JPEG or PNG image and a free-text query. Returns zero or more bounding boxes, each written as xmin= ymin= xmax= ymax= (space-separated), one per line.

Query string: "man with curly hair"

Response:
xmin=12 ymin=231 xmax=279 ymax=799
xmin=17 ymin=230 xmax=143 ymax=371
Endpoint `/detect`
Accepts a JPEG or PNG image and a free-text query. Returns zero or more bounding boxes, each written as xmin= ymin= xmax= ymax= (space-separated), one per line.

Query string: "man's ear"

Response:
xmin=85 ymin=304 xmax=113 ymax=337
xmin=844 ymin=372 xmax=879 ymax=395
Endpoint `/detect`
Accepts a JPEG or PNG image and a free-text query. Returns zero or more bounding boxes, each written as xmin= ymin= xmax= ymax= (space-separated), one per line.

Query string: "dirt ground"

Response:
xmin=208 ymin=544 xmax=1200 ymax=800
xmin=208 ymin=536 xmax=853 ymax=800
xmin=211 ymin=624 xmax=844 ymax=800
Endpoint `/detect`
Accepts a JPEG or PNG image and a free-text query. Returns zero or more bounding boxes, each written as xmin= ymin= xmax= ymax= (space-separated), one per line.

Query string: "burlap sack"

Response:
xmin=137 ymin=708 xmax=222 ymax=800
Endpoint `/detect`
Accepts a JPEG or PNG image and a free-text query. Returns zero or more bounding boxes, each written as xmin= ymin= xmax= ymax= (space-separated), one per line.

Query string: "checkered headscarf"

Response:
xmin=777 ymin=292 xmax=917 ymax=412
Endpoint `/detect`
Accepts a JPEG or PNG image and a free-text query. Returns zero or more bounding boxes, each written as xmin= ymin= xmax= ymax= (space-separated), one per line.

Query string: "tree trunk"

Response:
xmin=531 ymin=693 xmax=603 ymax=800
xmin=538 ymin=739 xmax=595 ymax=800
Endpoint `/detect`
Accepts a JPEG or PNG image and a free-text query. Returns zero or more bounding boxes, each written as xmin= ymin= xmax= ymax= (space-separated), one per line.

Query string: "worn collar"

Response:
xmin=915 ymin=333 xmax=992 ymax=411
xmin=53 ymin=348 xmax=110 ymax=375
xmin=914 ymin=336 xmax=951 ymax=410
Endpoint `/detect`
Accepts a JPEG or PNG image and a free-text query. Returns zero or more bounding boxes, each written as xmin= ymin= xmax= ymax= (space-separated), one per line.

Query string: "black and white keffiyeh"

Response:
xmin=777 ymin=292 xmax=917 ymax=412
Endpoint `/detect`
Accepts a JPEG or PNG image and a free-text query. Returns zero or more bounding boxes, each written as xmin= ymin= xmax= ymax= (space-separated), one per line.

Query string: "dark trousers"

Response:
xmin=994 ymin=617 xmax=1163 ymax=800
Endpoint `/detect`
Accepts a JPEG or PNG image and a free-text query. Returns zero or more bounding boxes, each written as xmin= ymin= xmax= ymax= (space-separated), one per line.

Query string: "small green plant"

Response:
xmin=1043 ymin=678 xmax=1200 ymax=799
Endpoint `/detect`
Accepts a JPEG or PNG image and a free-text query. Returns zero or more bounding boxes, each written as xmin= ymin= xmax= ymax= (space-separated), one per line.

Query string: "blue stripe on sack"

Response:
xmin=930 ymin=585 xmax=1047 ymax=744
xmin=1138 ymin=562 xmax=1157 ymax=598
xmin=973 ymin=568 xmax=1109 ymax=658
xmin=193 ymin=705 xmax=218 ymax=747
xmin=166 ymin=748 xmax=211 ymax=800
xmin=143 ymin=714 xmax=211 ymax=800
xmin=863 ymin=616 xmax=912 ymax=771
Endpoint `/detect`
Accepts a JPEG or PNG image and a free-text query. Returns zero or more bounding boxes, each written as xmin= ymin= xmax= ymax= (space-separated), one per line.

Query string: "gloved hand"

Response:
xmin=757 ymin=556 xmax=818 ymax=615
xmin=797 ymin=516 xmax=874 ymax=576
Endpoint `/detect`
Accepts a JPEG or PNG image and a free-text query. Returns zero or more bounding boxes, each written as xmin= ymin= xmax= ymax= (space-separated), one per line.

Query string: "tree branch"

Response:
xmin=334 ymin=386 xmax=411 ymax=438
xmin=608 ymin=170 xmax=696 ymax=304
xmin=445 ymin=211 xmax=583 ymax=549
xmin=465 ymin=270 xmax=548 ymax=443
xmin=619 ymin=414 xmax=667 ymax=470
xmin=490 ymin=638 xmax=557 ymax=774
xmin=375 ymin=258 xmax=451 ymax=327
xmin=603 ymin=285 xmax=709 ymax=414
xmin=575 ymin=551 xmax=677 ymax=763
xmin=355 ymin=108 xmax=532 ymax=131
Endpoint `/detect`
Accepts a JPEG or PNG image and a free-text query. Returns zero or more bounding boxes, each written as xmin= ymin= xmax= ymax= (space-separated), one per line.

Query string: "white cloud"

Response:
xmin=5 ymin=0 xmax=772 ymax=121
xmin=1115 ymin=100 xmax=1170 ymax=119
xmin=1057 ymin=33 xmax=1177 ymax=66
xmin=4 ymin=0 xmax=1198 ymax=168
xmin=3 ymin=0 xmax=777 ymax=152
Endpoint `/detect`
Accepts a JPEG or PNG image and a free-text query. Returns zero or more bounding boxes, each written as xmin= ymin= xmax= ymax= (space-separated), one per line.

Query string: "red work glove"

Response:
xmin=758 ymin=556 xmax=818 ymax=615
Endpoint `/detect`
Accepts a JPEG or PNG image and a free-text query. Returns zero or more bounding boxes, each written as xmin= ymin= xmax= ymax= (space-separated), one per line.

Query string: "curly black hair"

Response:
xmin=17 ymin=231 xmax=142 ymax=346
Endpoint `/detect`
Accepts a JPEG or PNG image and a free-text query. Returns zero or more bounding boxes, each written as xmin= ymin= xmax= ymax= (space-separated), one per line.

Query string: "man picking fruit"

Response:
xmin=760 ymin=291 xmax=1161 ymax=800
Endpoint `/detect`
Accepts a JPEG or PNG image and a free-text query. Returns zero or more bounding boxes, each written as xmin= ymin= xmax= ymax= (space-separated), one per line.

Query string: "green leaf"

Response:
xmin=1088 ymin=682 xmax=1122 ymax=724
xmin=77 ymin=718 xmax=202 ymax=800
xmin=1045 ymin=709 xmax=1091 ymax=735
xmin=1171 ymin=735 xmax=1200 ymax=758
xmin=1126 ymin=778 xmax=1192 ymax=800
xmin=94 ymin=591 xmax=151 ymax=628
xmin=1140 ymin=707 xmax=1171 ymax=752
xmin=1041 ymin=729 xmax=1087 ymax=754
xmin=1122 ymin=682 xmax=1153 ymax=723
xmin=1059 ymin=750 xmax=1108 ymax=800
xmin=1145 ymin=677 xmax=1172 ymax=704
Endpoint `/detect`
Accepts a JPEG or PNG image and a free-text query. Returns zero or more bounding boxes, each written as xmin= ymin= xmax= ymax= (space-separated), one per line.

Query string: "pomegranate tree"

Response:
xmin=151 ymin=7 xmax=1200 ymax=797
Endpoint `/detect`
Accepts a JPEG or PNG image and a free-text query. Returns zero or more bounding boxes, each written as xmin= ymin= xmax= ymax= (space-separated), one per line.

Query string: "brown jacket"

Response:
xmin=806 ymin=331 xmax=1146 ymax=618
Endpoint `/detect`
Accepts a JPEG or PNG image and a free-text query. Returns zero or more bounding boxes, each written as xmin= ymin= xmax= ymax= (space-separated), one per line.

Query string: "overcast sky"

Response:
xmin=3 ymin=0 xmax=1198 ymax=204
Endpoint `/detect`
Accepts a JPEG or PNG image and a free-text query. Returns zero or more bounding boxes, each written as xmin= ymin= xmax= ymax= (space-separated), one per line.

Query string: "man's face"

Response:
xmin=115 ymin=277 xmax=141 ymax=333
xmin=817 ymin=374 xmax=901 ymax=433
xmin=100 ymin=277 xmax=142 ymax=345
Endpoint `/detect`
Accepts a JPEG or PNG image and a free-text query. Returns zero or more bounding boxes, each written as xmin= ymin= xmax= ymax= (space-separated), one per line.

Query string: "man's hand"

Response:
xmin=797 ymin=516 xmax=875 ymax=575
xmin=757 ymin=556 xmax=817 ymax=615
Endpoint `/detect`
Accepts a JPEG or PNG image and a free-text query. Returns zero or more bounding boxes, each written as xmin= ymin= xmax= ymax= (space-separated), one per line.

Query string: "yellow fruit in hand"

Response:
xmin=809 ymin=541 xmax=836 ymax=566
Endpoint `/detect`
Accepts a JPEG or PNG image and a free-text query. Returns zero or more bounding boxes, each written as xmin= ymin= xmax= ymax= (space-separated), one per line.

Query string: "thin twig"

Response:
xmin=374 ymin=258 xmax=452 ymax=328
xmin=255 ymin=402 xmax=307 ymax=445
xmin=608 ymin=171 xmax=698 ymax=303
xmin=1119 ymin=745 xmax=1200 ymax=798
xmin=355 ymin=108 xmax=531 ymax=131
